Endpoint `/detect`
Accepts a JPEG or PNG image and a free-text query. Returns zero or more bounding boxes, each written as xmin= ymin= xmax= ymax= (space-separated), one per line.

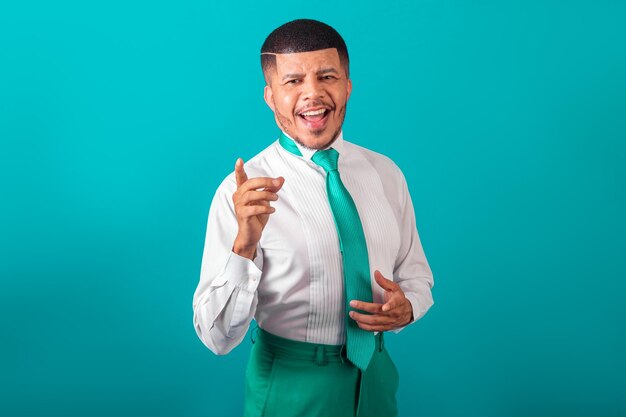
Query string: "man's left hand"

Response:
xmin=349 ymin=270 xmax=414 ymax=332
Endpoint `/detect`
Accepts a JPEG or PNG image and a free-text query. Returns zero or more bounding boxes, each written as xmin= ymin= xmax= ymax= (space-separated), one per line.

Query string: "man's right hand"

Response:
xmin=231 ymin=158 xmax=284 ymax=260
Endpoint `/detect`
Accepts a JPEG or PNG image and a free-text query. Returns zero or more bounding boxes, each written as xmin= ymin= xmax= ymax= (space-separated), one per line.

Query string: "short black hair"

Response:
xmin=260 ymin=19 xmax=349 ymax=84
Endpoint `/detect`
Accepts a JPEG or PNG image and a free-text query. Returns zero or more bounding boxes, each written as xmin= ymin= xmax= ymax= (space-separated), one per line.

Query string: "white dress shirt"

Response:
xmin=192 ymin=131 xmax=434 ymax=355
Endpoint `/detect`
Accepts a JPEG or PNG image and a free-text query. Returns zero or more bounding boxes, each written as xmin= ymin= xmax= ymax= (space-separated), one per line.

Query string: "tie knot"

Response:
xmin=311 ymin=148 xmax=339 ymax=172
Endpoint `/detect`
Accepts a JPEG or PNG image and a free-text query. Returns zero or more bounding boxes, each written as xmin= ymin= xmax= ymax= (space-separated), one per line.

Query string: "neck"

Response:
xmin=279 ymin=130 xmax=345 ymax=161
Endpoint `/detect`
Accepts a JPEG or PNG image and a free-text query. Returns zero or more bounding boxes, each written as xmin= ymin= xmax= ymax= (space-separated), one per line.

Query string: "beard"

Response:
xmin=273 ymin=101 xmax=347 ymax=151
xmin=293 ymin=124 xmax=343 ymax=151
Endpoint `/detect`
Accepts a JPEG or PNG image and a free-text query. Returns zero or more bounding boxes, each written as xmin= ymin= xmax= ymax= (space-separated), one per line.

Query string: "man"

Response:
xmin=193 ymin=19 xmax=434 ymax=417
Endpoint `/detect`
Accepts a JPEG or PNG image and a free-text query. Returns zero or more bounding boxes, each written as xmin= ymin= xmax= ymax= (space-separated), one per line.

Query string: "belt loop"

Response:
xmin=378 ymin=332 xmax=384 ymax=352
xmin=316 ymin=346 xmax=326 ymax=366
xmin=250 ymin=323 xmax=259 ymax=344
xmin=339 ymin=345 xmax=346 ymax=364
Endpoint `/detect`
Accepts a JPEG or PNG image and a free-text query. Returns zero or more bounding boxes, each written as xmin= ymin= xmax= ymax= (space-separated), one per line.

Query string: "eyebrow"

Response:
xmin=281 ymin=68 xmax=340 ymax=81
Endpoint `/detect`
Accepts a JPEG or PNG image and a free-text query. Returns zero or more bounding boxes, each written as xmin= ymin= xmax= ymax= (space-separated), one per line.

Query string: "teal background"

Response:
xmin=1 ymin=0 xmax=625 ymax=416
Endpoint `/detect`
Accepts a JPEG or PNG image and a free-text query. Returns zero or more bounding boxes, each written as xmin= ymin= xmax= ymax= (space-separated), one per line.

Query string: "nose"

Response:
xmin=301 ymin=77 xmax=326 ymax=100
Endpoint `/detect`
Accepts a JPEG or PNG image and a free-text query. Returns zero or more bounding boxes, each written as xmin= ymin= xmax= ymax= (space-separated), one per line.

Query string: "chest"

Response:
xmin=259 ymin=156 xmax=401 ymax=283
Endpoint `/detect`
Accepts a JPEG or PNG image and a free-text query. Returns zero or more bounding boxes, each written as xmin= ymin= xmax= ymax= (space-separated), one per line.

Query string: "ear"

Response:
xmin=264 ymin=85 xmax=275 ymax=112
xmin=346 ymin=78 xmax=352 ymax=101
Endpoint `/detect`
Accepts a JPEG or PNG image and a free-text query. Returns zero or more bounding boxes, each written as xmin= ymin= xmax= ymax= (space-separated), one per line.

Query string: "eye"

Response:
xmin=286 ymin=79 xmax=301 ymax=85
xmin=321 ymin=75 xmax=336 ymax=81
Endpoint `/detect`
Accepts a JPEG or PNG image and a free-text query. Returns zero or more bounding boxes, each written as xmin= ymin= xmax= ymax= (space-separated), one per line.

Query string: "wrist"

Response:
xmin=233 ymin=237 xmax=257 ymax=260
xmin=405 ymin=299 xmax=414 ymax=325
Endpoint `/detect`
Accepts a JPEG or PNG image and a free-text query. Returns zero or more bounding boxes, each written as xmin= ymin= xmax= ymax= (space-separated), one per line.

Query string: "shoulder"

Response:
xmin=343 ymin=139 xmax=412 ymax=214
xmin=344 ymin=140 xmax=407 ymax=185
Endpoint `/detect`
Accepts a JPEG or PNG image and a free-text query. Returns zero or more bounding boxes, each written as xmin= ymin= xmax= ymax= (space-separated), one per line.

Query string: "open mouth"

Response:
xmin=298 ymin=107 xmax=331 ymax=130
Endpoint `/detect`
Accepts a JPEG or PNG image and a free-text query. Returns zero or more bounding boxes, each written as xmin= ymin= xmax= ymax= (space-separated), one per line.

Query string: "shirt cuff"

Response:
xmin=221 ymin=251 xmax=263 ymax=292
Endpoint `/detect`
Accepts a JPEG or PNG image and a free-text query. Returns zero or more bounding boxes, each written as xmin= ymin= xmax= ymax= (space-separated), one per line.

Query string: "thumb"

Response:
xmin=374 ymin=270 xmax=396 ymax=292
xmin=273 ymin=176 xmax=285 ymax=191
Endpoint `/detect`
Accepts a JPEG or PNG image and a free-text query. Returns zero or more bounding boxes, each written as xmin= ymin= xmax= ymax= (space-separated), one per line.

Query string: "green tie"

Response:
xmin=279 ymin=132 xmax=375 ymax=371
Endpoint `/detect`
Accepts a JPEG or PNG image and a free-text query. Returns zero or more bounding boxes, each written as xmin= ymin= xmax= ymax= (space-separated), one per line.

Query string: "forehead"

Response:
xmin=274 ymin=48 xmax=341 ymax=74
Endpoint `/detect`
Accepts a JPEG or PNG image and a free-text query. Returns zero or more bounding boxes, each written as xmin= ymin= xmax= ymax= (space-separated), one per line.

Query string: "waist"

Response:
xmin=255 ymin=327 xmax=384 ymax=364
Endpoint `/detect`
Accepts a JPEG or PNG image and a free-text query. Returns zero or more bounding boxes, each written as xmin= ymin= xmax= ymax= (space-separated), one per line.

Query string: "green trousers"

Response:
xmin=244 ymin=328 xmax=399 ymax=417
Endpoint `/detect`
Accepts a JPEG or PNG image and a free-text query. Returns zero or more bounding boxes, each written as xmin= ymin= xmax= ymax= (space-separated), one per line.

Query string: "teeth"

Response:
xmin=301 ymin=109 xmax=326 ymax=117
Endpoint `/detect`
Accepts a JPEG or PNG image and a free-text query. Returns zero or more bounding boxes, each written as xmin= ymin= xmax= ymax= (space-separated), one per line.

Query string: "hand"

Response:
xmin=231 ymin=158 xmax=284 ymax=260
xmin=348 ymin=270 xmax=414 ymax=331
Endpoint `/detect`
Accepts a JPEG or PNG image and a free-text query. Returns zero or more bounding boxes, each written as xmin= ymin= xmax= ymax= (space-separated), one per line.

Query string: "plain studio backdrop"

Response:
xmin=1 ymin=1 xmax=625 ymax=416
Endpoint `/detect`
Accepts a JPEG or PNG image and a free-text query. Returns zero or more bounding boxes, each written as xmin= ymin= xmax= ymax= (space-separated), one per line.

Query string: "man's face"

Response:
xmin=263 ymin=48 xmax=352 ymax=150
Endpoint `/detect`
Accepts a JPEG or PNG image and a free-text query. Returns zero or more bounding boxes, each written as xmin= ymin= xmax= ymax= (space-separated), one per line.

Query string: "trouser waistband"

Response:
xmin=254 ymin=327 xmax=384 ymax=366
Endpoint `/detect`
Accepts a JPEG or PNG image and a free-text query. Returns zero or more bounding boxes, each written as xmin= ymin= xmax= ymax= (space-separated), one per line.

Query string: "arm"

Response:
xmin=346 ymin=164 xmax=434 ymax=333
xmin=391 ymin=170 xmax=434 ymax=332
xmin=192 ymin=181 xmax=263 ymax=355
xmin=192 ymin=159 xmax=284 ymax=355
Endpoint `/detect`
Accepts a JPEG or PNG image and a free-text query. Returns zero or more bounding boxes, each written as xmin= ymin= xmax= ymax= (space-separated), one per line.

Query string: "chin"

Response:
xmin=299 ymin=136 xmax=331 ymax=150
xmin=298 ymin=130 xmax=338 ymax=149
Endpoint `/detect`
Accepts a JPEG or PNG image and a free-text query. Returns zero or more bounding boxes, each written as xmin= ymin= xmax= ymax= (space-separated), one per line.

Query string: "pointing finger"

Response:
xmin=235 ymin=158 xmax=248 ymax=187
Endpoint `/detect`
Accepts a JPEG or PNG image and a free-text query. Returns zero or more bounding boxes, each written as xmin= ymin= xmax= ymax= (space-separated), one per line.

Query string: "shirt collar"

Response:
xmin=280 ymin=130 xmax=345 ymax=161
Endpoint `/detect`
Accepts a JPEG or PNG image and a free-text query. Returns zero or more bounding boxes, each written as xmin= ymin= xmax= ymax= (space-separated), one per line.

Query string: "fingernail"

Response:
xmin=349 ymin=300 xmax=356 ymax=307
xmin=349 ymin=311 xmax=355 ymax=318
xmin=272 ymin=179 xmax=280 ymax=186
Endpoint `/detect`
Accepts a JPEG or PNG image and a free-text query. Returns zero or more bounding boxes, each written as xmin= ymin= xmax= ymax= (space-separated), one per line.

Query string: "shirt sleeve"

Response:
xmin=192 ymin=178 xmax=263 ymax=355
xmin=391 ymin=169 xmax=435 ymax=334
